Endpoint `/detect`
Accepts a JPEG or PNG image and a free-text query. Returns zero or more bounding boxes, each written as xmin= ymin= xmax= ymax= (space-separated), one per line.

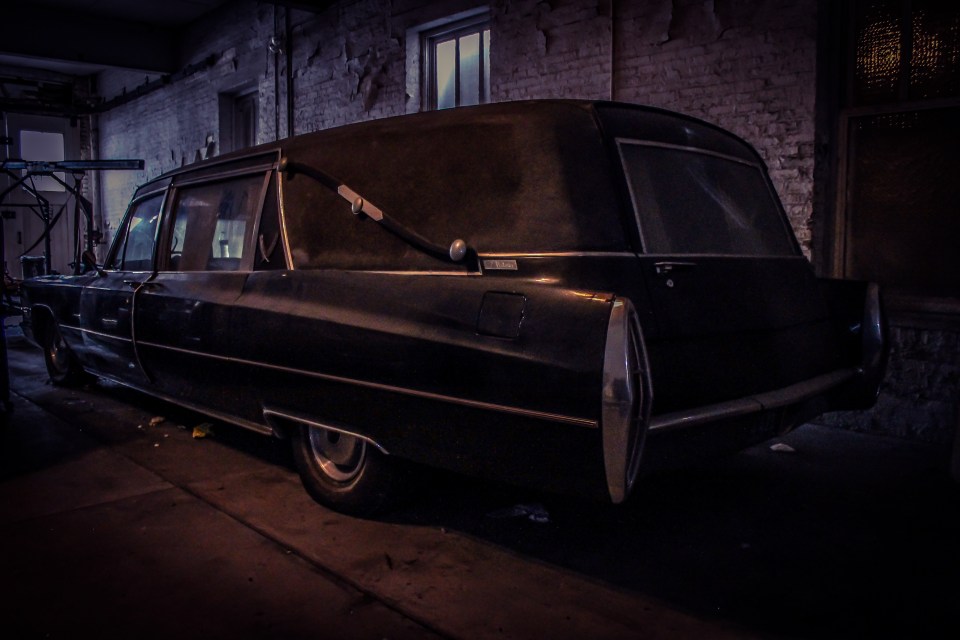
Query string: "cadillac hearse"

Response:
xmin=20 ymin=100 xmax=887 ymax=515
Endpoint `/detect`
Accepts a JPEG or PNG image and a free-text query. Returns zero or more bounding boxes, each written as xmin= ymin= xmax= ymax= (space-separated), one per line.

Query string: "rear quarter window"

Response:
xmin=617 ymin=140 xmax=797 ymax=257
xmin=165 ymin=174 xmax=266 ymax=272
xmin=282 ymin=104 xmax=628 ymax=270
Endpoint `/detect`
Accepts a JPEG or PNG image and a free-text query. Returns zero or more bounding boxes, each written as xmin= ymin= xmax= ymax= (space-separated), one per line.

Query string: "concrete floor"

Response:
xmin=2 ymin=328 xmax=959 ymax=639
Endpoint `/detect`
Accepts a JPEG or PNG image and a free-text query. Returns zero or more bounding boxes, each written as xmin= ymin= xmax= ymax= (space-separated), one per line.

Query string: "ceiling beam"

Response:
xmin=1 ymin=5 xmax=179 ymax=74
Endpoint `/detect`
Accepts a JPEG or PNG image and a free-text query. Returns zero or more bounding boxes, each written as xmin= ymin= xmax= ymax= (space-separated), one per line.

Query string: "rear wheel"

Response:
xmin=290 ymin=424 xmax=399 ymax=517
xmin=42 ymin=322 xmax=87 ymax=387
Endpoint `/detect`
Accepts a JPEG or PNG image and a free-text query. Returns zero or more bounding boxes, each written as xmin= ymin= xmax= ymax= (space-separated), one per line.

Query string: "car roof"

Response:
xmin=134 ymin=99 xmax=748 ymax=193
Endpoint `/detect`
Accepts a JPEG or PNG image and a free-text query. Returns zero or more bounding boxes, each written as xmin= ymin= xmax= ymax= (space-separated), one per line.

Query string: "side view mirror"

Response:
xmin=81 ymin=249 xmax=105 ymax=276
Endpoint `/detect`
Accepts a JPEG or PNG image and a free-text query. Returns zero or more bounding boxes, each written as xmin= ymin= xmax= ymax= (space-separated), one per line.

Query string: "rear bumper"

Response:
xmin=642 ymin=283 xmax=888 ymax=468
xmin=648 ymin=368 xmax=857 ymax=434
xmin=641 ymin=368 xmax=861 ymax=474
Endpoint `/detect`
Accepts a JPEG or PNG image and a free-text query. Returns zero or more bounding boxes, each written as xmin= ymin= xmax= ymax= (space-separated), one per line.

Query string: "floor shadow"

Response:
xmin=8 ymin=339 xmax=960 ymax=639
xmin=385 ymin=427 xmax=960 ymax=640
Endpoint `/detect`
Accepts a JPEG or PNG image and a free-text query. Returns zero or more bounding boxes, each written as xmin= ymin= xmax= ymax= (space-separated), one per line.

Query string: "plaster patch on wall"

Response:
xmin=667 ymin=0 xmax=722 ymax=42
xmin=350 ymin=46 xmax=392 ymax=111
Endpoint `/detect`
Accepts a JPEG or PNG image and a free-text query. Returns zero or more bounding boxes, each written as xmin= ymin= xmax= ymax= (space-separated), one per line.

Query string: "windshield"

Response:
xmin=617 ymin=140 xmax=796 ymax=256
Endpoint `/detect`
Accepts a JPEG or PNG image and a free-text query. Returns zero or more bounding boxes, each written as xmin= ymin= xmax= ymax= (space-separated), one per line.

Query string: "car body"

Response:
xmin=20 ymin=100 xmax=887 ymax=514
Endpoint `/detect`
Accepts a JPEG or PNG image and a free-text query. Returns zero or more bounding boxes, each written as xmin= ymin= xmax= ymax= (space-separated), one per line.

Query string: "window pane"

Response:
xmin=846 ymin=107 xmax=960 ymax=296
xmin=108 ymin=193 xmax=163 ymax=271
xmin=435 ymin=38 xmax=457 ymax=110
xmin=483 ymin=29 xmax=491 ymax=102
xmin=212 ymin=219 xmax=247 ymax=260
xmin=618 ymin=142 xmax=795 ymax=256
xmin=459 ymin=32 xmax=481 ymax=107
xmin=20 ymin=130 xmax=65 ymax=192
xmin=909 ymin=0 xmax=960 ymax=100
xmin=167 ymin=175 xmax=263 ymax=272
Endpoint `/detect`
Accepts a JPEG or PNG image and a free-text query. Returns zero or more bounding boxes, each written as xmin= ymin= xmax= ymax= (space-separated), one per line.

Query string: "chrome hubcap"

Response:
xmin=307 ymin=427 xmax=366 ymax=483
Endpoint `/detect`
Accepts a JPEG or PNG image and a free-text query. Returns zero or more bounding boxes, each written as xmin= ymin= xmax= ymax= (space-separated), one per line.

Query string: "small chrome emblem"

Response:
xmin=483 ymin=259 xmax=518 ymax=271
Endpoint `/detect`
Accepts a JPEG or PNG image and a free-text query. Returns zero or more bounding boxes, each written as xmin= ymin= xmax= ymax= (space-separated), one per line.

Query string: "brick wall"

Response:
xmin=821 ymin=323 xmax=960 ymax=446
xmin=611 ymin=0 xmax=818 ymax=250
xmin=97 ymin=0 xmax=819 ymax=250
xmin=96 ymin=1 xmax=277 ymax=239
xmin=490 ymin=0 xmax=613 ymax=102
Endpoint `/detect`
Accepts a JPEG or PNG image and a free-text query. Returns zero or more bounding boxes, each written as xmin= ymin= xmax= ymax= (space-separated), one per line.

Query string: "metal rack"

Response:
xmin=1 ymin=159 xmax=143 ymax=276
xmin=0 ymin=158 xmax=143 ymax=414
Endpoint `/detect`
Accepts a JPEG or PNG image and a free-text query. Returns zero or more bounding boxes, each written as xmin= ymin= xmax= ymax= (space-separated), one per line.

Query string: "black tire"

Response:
xmin=42 ymin=322 xmax=87 ymax=387
xmin=290 ymin=424 xmax=399 ymax=517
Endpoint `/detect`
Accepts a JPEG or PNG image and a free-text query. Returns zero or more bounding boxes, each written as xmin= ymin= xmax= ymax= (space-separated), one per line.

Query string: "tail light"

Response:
xmin=601 ymin=298 xmax=653 ymax=504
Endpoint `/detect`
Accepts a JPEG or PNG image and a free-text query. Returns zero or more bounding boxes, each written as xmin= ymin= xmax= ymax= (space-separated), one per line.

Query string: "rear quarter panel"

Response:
xmin=228 ymin=269 xmax=617 ymax=498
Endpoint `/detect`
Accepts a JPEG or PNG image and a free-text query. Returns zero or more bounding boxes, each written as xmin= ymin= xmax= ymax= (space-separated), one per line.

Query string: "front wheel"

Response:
xmin=290 ymin=424 xmax=399 ymax=517
xmin=42 ymin=323 xmax=87 ymax=387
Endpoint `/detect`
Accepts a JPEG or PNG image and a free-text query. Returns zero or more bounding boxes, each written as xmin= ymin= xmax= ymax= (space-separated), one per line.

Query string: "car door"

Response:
xmin=611 ymin=130 xmax=845 ymax=415
xmin=133 ymin=163 xmax=272 ymax=421
xmin=78 ymin=188 xmax=166 ymax=385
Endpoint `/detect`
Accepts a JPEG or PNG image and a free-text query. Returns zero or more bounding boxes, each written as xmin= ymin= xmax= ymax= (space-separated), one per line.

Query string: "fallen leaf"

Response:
xmin=192 ymin=423 xmax=214 ymax=439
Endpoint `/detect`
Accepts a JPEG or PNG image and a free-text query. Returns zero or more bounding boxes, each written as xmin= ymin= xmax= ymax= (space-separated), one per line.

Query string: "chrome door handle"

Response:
xmin=654 ymin=261 xmax=698 ymax=275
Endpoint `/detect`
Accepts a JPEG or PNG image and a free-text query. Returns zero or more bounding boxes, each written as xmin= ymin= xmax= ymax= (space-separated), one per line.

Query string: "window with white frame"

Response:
xmin=422 ymin=15 xmax=490 ymax=110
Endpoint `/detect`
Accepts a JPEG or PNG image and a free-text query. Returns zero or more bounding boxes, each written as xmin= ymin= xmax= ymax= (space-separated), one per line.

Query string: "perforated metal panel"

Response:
xmin=910 ymin=0 xmax=960 ymax=100
xmin=854 ymin=0 xmax=902 ymax=105
xmin=844 ymin=2 xmax=959 ymax=300
xmin=853 ymin=0 xmax=960 ymax=105
xmin=845 ymin=107 xmax=960 ymax=297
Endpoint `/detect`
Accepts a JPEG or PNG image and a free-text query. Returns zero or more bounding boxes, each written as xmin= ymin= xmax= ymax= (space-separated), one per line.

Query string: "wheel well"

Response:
xmin=29 ymin=306 xmax=55 ymax=346
xmin=261 ymin=407 xmax=388 ymax=453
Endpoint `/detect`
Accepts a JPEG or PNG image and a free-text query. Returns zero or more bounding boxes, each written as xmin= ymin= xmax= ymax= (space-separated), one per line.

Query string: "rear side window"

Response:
xmin=283 ymin=104 xmax=627 ymax=270
xmin=617 ymin=140 xmax=796 ymax=256
xmin=107 ymin=193 xmax=164 ymax=271
xmin=166 ymin=174 xmax=266 ymax=272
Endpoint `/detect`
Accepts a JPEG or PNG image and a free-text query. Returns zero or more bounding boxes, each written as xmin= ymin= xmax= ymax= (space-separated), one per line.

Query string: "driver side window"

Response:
xmin=106 ymin=193 xmax=164 ymax=271
xmin=165 ymin=174 xmax=264 ymax=272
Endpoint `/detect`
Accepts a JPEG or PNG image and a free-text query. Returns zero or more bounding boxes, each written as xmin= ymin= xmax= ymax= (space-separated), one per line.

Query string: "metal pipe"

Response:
xmin=286 ymin=6 xmax=294 ymax=138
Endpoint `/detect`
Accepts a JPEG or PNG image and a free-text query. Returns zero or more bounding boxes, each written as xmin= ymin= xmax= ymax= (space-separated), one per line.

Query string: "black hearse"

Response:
xmin=21 ymin=100 xmax=887 ymax=515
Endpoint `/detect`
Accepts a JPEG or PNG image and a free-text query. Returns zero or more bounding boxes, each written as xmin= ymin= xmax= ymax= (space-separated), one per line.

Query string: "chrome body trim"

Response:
xmin=640 ymin=253 xmax=807 ymax=260
xmin=276 ymin=169 xmax=296 ymax=269
xmin=262 ymin=407 xmax=389 ymax=454
xmin=615 ymin=137 xmax=761 ymax=168
xmin=337 ymin=185 xmax=384 ymax=221
xmin=95 ymin=373 xmax=274 ymax=437
xmin=649 ymin=368 xmax=857 ymax=433
xmin=171 ymin=162 xmax=277 ymax=188
xmin=57 ymin=323 xmax=132 ymax=345
xmin=141 ymin=149 xmax=280 ymax=184
xmin=478 ymin=251 xmax=637 ymax=259
xmin=133 ymin=340 xmax=599 ymax=429
xmin=358 ymin=270 xmax=480 ymax=277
